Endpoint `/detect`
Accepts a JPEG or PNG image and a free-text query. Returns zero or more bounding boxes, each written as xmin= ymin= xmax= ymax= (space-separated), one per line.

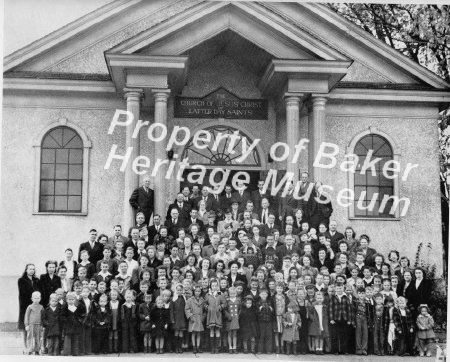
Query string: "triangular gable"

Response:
xmin=4 ymin=0 xmax=449 ymax=90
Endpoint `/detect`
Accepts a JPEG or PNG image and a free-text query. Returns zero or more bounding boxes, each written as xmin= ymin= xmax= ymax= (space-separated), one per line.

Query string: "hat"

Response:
xmin=207 ymin=211 xmax=216 ymax=218
xmin=418 ymin=304 xmax=430 ymax=313
xmin=244 ymin=294 xmax=254 ymax=301
xmin=233 ymin=280 xmax=245 ymax=288
xmin=305 ymin=284 xmax=317 ymax=291
xmin=299 ymin=231 xmax=309 ymax=237
xmin=231 ymin=198 xmax=240 ymax=205
xmin=259 ymin=288 xmax=269 ymax=295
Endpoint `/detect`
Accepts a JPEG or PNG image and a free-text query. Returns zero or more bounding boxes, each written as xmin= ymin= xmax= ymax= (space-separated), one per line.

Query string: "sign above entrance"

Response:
xmin=174 ymin=87 xmax=268 ymax=120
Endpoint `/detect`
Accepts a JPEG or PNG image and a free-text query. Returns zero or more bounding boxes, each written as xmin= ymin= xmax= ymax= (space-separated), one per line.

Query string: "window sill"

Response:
xmin=349 ymin=217 xmax=400 ymax=221
xmin=33 ymin=212 xmax=87 ymax=216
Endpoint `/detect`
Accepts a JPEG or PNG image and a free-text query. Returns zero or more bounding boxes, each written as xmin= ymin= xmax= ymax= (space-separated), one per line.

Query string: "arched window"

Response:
xmin=39 ymin=126 xmax=84 ymax=212
xmin=353 ymin=134 xmax=395 ymax=218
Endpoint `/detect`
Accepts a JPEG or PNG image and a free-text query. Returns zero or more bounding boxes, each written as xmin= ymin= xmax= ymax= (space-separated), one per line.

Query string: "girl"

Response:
xmin=388 ymin=250 xmax=401 ymax=276
xmin=239 ymin=295 xmax=258 ymax=354
xmin=281 ymin=302 xmax=302 ymax=355
xmin=108 ymin=289 xmax=121 ymax=353
xmin=151 ymin=296 xmax=170 ymax=354
xmin=24 ymin=291 xmax=44 ymax=355
xmin=273 ymin=282 xmax=286 ymax=354
xmin=139 ymin=293 xmax=153 ymax=353
xmin=307 ymin=292 xmax=328 ymax=355
xmin=185 ymin=284 xmax=205 ymax=353
xmin=214 ymin=260 xmax=227 ymax=280
xmin=225 ymin=286 xmax=240 ymax=353
xmin=172 ymin=284 xmax=188 ymax=353
xmin=121 ymin=289 xmax=138 ymax=353
xmin=296 ymin=289 xmax=309 ymax=354
xmin=181 ymin=254 xmax=197 ymax=276
xmin=416 ymin=304 xmax=436 ymax=357
xmin=205 ymin=279 xmax=226 ymax=353
xmin=18 ymin=263 xmax=40 ymax=352
xmin=161 ymin=289 xmax=175 ymax=352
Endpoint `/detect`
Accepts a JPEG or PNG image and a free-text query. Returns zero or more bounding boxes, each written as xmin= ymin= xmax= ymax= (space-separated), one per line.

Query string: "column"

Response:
xmin=123 ymin=88 xmax=144 ymax=228
xmin=311 ymin=96 xmax=328 ymax=183
xmin=285 ymin=95 xmax=301 ymax=183
xmin=152 ymin=89 xmax=171 ymax=221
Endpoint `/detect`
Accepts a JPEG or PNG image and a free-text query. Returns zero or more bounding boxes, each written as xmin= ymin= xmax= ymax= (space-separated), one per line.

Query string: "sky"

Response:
xmin=3 ymin=0 xmax=113 ymax=56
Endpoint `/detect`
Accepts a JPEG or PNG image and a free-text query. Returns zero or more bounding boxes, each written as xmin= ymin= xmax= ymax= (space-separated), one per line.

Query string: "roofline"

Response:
xmin=303 ymin=3 xmax=450 ymax=90
xmin=3 ymin=0 xmax=142 ymax=72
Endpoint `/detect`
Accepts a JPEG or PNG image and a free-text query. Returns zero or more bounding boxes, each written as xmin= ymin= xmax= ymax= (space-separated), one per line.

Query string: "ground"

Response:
xmin=0 ymin=324 xmax=445 ymax=361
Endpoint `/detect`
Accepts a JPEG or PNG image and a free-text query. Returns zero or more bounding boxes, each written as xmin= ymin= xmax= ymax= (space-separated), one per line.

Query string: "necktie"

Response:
xmin=261 ymin=211 xmax=265 ymax=224
xmin=173 ymin=219 xmax=176 ymax=224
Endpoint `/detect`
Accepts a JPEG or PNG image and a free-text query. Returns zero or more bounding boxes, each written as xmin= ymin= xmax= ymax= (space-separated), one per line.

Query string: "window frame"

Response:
xmin=33 ymin=118 xmax=91 ymax=215
xmin=347 ymin=127 xmax=401 ymax=220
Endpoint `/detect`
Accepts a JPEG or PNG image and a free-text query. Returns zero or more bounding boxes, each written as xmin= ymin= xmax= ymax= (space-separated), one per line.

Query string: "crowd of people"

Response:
xmin=18 ymin=175 xmax=437 ymax=357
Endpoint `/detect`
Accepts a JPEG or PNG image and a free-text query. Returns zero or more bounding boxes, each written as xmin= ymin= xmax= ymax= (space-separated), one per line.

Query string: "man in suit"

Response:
xmin=148 ymin=214 xmax=163 ymax=243
xmin=278 ymin=181 xmax=299 ymax=224
xmin=187 ymin=208 xmax=205 ymax=231
xmin=194 ymin=186 xmax=215 ymax=211
xmin=108 ymin=225 xmax=128 ymax=247
xmin=78 ymin=229 xmax=104 ymax=265
xmin=279 ymin=224 xmax=300 ymax=246
xmin=232 ymin=181 xmax=251 ymax=213
xmin=297 ymin=172 xmax=314 ymax=217
xmin=260 ymin=213 xmax=278 ymax=237
xmin=167 ymin=192 xmax=191 ymax=224
xmin=252 ymin=180 xmax=271 ymax=215
xmin=164 ymin=208 xmax=185 ymax=238
xmin=356 ymin=235 xmax=377 ymax=267
xmin=230 ymin=199 xmax=240 ymax=222
xmin=129 ymin=176 xmax=154 ymax=225
xmin=219 ymin=184 xmax=234 ymax=214
xmin=309 ymin=182 xmax=333 ymax=230
xmin=124 ymin=227 xmax=140 ymax=256
xmin=276 ymin=235 xmax=300 ymax=268
xmin=181 ymin=186 xmax=195 ymax=209
xmin=209 ymin=185 xmax=222 ymax=215
xmin=328 ymin=220 xmax=345 ymax=253
xmin=237 ymin=200 xmax=259 ymax=222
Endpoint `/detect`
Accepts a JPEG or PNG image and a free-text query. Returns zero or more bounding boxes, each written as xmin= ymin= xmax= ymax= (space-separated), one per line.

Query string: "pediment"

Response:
xmin=4 ymin=0 xmax=449 ymax=90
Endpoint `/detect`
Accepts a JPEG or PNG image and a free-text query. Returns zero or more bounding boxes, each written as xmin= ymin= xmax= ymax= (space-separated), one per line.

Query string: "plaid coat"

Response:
xmin=328 ymin=294 xmax=352 ymax=322
xmin=351 ymin=300 xmax=373 ymax=326
xmin=392 ymin=307 xmax=414 ymax=333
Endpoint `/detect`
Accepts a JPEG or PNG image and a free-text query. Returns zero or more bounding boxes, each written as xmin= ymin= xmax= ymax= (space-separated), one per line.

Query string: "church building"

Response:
xmin=2 ymin=0 xmax=449 ymax=322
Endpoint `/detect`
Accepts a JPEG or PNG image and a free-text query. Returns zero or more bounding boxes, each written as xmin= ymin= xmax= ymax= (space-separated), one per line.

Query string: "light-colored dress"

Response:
xmin=274 ymin=294 xmax=286 ymax=333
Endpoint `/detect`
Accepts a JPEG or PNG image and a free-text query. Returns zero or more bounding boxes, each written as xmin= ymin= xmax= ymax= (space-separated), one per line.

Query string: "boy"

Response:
xmin=392 ymin=296 xmax=414 ymax=356
xmin=352 ymin=287 xmax=371 ymax=355
xmin=42 ymin=293 xmax=61 ymax=355
xmin=329 ymin=283 xmax=351 ymax=355
xmin=79 ymin=286 xmax=93 ymax=355
xmin=373 ymin=293 xmax=387 ymax=355
xmin=92 ymin=294 xmax=111 ymax=354
xmin=61 ymin=292 xmax=85 ymax=356
xmin=24 ymin=291 xmax=44 ymax=355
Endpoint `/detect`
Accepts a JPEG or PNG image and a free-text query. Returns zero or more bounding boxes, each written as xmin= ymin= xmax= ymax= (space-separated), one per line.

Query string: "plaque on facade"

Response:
xmin=174 ymin=87 xmax=268 ymax=120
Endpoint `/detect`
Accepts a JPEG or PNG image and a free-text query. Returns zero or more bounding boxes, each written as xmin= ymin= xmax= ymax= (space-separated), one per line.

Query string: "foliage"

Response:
xmin=414 ymin=242 xmax=447 ymax=332
xmin=328 ymin=4 xmax=450 ymax=82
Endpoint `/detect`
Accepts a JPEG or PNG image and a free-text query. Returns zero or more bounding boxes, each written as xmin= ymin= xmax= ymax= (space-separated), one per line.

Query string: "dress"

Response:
xmin=172 ymin=296 xmax=187 ymax=331
xmin=281 ymin=312 xmax=301 ymax=342
xmin=225 ymin=297 xmax=240 ymax=331
xmin=17 ymin=275 xmax=40 ymax=330
xmin=185 ymin=296 xmax=205 ymax=332
xmin=239 ymin=306 xmax=258 ymax=340
xmin=205 ymin=292 xmax=225 ymax=328
xmin=139 ymin=303 xmax=152 ymax=332
xmin=416 ymin=315 xmax=436 ymax=340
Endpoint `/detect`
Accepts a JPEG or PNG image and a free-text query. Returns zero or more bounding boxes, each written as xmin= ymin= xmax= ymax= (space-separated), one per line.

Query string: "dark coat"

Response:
xmin=232 ymin=190 xmax=251 ymax=212
xmin=61 ymin=303 xmax=85 ymax=335
xmin=129 ymin=186 xmax=154 ymax=223
xmin=307 ymin=304 xmax=330 ymax=337
xmin=251 ymin=189 xmax=272 ymax=214
xmin=150 ymin=307 xmax=170 ymax=337
xmin=409 ymin=278 xmax=432 ymax=310
xmin=39 ymin=273 xmax=61 ymax=308
xmin=92 ymin=305 xmax=111 ymax=330
xmin=239 ymin=305 xmax=258 ymax=340
xmin=42 ymin=305 xmax=61 ymax=337
xmin=227 ymin=273 xmax=247 ymax=288
xmin=75 ymin=262 xmax=96 ymax=280
xmin=139 ymin=302 xmax=153 ymax=332
xmin=18 ymin=275 xmax=40 ymax=330
xmin=392 ymin=307 xmax=414 ymax=333
xmin=166 ymin=201 xmax=191 ymax=224
xmin=309 ymin=193 xmax=333 ymax=229
xmin=164 ymin=218 xmax=186 ymax=238
xmin=121 ymin=303 xmax=138 ymax=329
xmin=172 ymin=296 xmax=187 ymax=330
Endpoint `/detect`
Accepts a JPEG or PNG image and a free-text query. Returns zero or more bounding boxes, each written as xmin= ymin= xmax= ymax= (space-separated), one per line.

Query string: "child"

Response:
xmin=92 ymin=294 xmax=111 ymax=354
xmin=77 ymin=250 xmax=95 ymax=279
xmin=373 ymin=293 xmax=387 ymax=356
xmin=239 ymin=295 xmax=258 ymax=354
xmin=62 ymin=292 xmax=85 ymax=356
xmin=108 ymin=289 xmax=121 ymax=353
xmin=416 ymin=304 xmax=436 ymax=357
xmin=172 ymin=284 xmax=188 ymax=353
xmin=385 ymin=296 xmax=396 ymax=355
xmin=307 ymin=291 xmax=329 ymax=355
xmin=329 ymin=283 xmax=352 ymax=355
xmin=352 ymin=287 xmax=371 ymax=355
xmin=24 ymin=291 xmax=44 ymax=355
xmin=225 ymin=286 xmax=240 ymax=353
xmin=151 ymin=296 xmax=170 ymax=354
xmin=282 ymin=301 xmax=301 ymax=355
xmin=205 ymin=279 xmax=226 ymax=354
xmin=296 ymin=289 xmax=308 ymax=354
xmin=273 ymin=282 xmax=286 ymax=354
xmin=139 ymin=293 xmax=153 ymax=353
xmin=121 ymin=289 xmax=138 ymax=353
xmin=79 ymin=286 xmax=93 ymax=355
xmin=256 ymin=288 xmax=274 ymax=354
xmin=42 ymin=293 xmax=61 ymax=355
xmin=185 ymin=284 xmax=205 ymax=353
xmin=393 ymin=296 xmax=414 ymax=356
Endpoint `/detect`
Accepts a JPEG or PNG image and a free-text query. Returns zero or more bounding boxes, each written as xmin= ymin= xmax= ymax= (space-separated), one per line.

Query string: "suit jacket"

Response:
xmin=129 ymin=186 xmax=154 ymax=218
xmin=251 ymin=190 xmax=271 ymax=214
xmin=232 ymin=190 xmax=251 ymax=212
xmin=164 ymin=218 xmax=186 ymax=238
xmin=227 ymin=273 xmax=247 ymax=288
xmin=354 ymin=247 xmax=378 ymax=267
xmin=309 ymin=193 xmax=333 ymax=229
xmin=219 ymin=193 xmax=234 ymax=212
xmin=276 ymin=245 xmax=300 ymax=268
xmin=78 ymin=241 xmax=104 ymax=265
xmin=123 ymin=239 xmax=139 ymax=257
xmin=278 ymin=192 xmax=299 ymax=219
xmin=187 ymin=218 xmax=205 ymax=231
xmin=237 ymin=211 xmax=259 ymax=223
xmin=410 ymin=279 xmax=432 ymax=309
xmin=329 ymin=231 xmax=345 ymax=253
xmin=148 ymin=224 xmax=163 ymax=243
xmin=260 ymin=223 xmax=279 ymax=237
xmin=108 ymin=235 xmax=129 ymax=246
xmin=166 ymin=201 xmax=191 ymax=223
xmin=194 ymin=195 xmax=216 ymax=212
